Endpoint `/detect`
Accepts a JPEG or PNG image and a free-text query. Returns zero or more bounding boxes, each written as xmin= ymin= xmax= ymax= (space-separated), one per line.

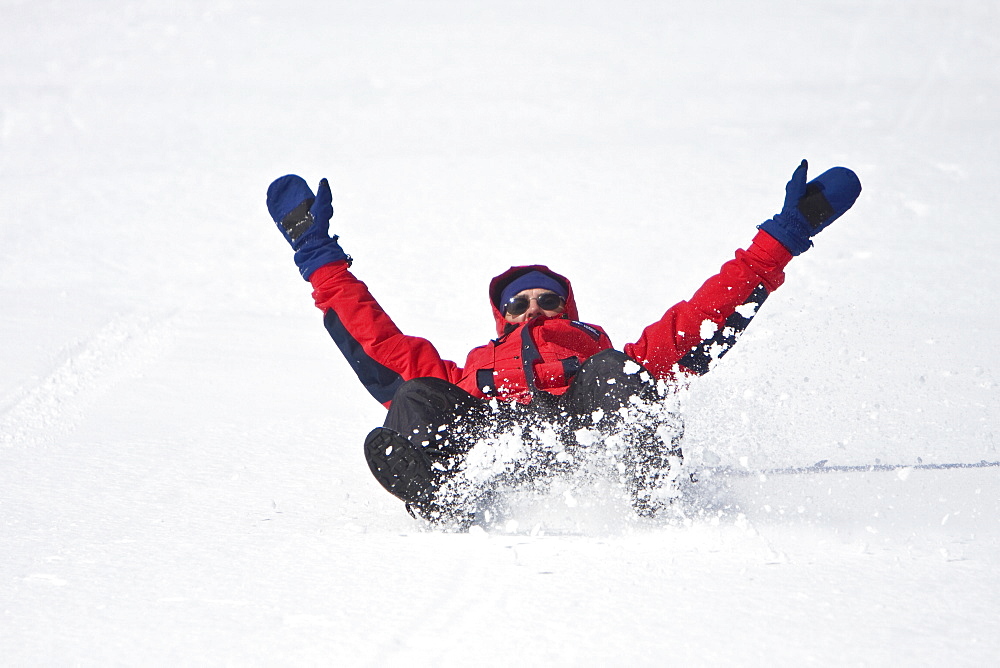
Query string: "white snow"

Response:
xmin=2 ymin=0 xmax=999 ymax=665
xmin=699 ymin=318 xmax=719 ymax=340
xmin=735 ymin=301 xmax=759 ymax=318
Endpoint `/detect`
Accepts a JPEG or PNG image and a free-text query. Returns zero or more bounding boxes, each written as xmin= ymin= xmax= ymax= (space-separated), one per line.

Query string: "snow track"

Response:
xmin=702 ymin=459 xmax=1000 ymax=478
xmin=0 ymin=310 xmax=179 ymax=446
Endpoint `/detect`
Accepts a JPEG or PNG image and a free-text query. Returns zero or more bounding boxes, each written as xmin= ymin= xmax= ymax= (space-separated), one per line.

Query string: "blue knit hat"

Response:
xmin=499 ymin=270 xmax=567 ymax=309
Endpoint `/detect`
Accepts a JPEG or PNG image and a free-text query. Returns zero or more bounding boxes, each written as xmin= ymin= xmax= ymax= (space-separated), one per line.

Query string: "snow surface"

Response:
xmin=2 ymin=0 xmax=999 ymax=664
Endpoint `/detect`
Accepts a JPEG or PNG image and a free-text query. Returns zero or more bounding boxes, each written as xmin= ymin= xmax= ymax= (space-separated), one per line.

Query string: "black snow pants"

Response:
xmin=363 ymin=349 xmax=683 ymax=519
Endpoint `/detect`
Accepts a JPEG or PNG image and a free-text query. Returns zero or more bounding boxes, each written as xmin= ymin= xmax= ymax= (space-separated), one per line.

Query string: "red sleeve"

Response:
xmin=309 ymin=262 xmax=464 ymax=406
xmin=624 ymin=231 xmax=792 ymax=379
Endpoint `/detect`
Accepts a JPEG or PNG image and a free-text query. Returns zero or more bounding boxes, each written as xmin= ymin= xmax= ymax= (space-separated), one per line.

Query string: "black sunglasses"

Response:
xmin=504 ymin=292 xmax=565 ymax=316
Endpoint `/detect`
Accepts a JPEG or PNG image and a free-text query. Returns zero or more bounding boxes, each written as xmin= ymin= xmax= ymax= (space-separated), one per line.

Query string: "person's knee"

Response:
xmin=581 ymin=349 xmax=643 ymax=377
xmin=569 ymin=349 xmax=659 ymax=412
xmin=385 ymin=376 xmax=484 ymax=433
xmin=588 ymin=348 xmax=631 ymax=364
xmin=391 ymin=377 xmax=455 ymax=403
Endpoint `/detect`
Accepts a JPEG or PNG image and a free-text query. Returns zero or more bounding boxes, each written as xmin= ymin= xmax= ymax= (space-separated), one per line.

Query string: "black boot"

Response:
xmin=363 ymin=427 xmax=441 ymax=507
xmin=363 ymin=426 xmax=478 ymax=528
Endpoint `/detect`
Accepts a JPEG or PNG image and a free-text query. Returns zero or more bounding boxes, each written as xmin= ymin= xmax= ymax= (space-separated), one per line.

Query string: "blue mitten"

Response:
xmin=758 ymin=160 xmax=862 ymax=255
xmin=266 ymin=175 xmax=350 ymax=280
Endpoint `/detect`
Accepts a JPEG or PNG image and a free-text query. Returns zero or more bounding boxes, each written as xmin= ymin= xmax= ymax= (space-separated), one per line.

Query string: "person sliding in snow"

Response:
xmin=267 ymin=161 xmax=861 ymax=524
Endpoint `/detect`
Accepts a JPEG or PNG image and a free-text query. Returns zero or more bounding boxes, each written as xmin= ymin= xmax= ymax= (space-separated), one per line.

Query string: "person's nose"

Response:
xmin=524 ymin=300 xmax=544 ymax=318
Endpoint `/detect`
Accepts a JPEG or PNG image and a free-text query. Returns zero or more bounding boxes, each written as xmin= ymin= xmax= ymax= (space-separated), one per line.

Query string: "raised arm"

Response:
xmin=267 ymin=175 xmax=462 ymax=407
xmin=625 ymin=160 xmax=861 ymax=379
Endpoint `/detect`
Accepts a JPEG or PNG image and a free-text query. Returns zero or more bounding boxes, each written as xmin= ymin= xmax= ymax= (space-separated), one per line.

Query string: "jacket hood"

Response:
xmin=489 ymin=265 xmax=579 ymax=336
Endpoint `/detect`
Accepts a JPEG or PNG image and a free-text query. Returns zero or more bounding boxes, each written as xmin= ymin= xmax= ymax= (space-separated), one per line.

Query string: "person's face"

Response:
xmin=503 ymin=288 xmax=566 ymax=324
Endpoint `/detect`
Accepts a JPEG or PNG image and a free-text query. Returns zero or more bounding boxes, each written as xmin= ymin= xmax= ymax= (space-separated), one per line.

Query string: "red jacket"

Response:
xmin=310 ymin=230 xmax=792 ymax=407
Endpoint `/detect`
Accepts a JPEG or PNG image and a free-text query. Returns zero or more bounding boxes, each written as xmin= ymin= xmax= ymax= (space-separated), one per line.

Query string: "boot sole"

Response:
xmin=363 ymin=428 xmax=436 ymax=505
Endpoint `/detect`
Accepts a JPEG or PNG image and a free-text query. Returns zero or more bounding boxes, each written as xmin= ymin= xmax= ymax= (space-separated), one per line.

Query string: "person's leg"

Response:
xmin=558 ymin=349 xmax=684 ymax=515
xmin=363 ymin=377 xmax=493 ymax=521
